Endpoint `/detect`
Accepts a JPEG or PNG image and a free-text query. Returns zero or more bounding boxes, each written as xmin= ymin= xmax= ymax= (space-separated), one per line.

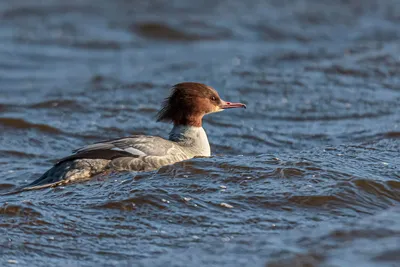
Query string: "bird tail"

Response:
xmin=2 ymin=159 xmax=111 ymax=194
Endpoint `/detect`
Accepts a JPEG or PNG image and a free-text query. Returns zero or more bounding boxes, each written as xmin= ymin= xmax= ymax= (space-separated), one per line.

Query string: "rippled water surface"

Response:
xmin=1 ymin=0 xmax=399 ymax=266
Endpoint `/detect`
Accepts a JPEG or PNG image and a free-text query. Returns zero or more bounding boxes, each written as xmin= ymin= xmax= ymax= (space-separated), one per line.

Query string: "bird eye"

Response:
xmin=211 ymin=96 xmax=216 ymax=101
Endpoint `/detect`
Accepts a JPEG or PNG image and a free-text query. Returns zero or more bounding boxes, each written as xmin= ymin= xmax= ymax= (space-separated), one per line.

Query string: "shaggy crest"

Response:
xmin=156 ymin=82 xmax=221 ymax=126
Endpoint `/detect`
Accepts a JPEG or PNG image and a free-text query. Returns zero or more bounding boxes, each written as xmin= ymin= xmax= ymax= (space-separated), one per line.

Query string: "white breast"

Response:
xmin=169 ymin=125 xmax=211 ymax=157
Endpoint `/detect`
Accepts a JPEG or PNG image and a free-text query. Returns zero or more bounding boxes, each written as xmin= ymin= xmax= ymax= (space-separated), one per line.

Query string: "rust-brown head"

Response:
xmin=156 ymin=82 xmax=246 ymax=127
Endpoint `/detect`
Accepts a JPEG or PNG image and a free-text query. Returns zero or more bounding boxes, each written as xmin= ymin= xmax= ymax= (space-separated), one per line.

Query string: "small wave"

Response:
xmin=289 ymin=195 xmax=344 ymax=207
xmin=352 ymin=179 xmax=400 ymax=202
xmin=267 ymin=206 xmax=400 ymax=266
xmin=29 ymin=99 xmax=83 ymax=109
xmin=133 ymin=22 xmax=201 ymax=41
xmin=92 ymin=196 xmax=167 ymax=211
xmin=0 ymin=203 xmax=42 ymax=218
xmin=72 ymin=40 xmax=121 ymax=50
xmin=373 ymin=249 xmax=400 ymax=262
xmin=385 ymin=131 xmax=400 ymax=138
xmin=226 ymin=133 xmax=281 ymax=147
xmin=132 ymin=22 xmax=230 ymax=41
xmin=118 ymin=82 xmax=155 ymax=90
xmin=0 ymin=183 xmax=14 ymax=190
xmin=356 ymin=28 xmax=400 ymax=42
xmin=0 ymin=149 xmax=44 ymax=159
xmin=288 ymin=179 xmax=400 ymax=212
xmin=357 ymin=54 xmax=395 ymax=64
xmin=270 ymin=111 xmax=392 ymax=122
xmin=306 ymin=65 xmax=370 ymax=77
xmin=249 ymin=24 xmax=312 ymax=42
xmin=0 ymin=117 xmax=62 ymax=134
xmin=0 ymin=103 xmax=11 ymax=112
xmin=276 ymin=50 xmax=338 ymax=62
xmin=11 ymin=36 xmax=124 ymax=50
xmin=2 ymin=5 xmax=98 ymax=19
xmin=267 ymin=253 xmax=323 ymax=267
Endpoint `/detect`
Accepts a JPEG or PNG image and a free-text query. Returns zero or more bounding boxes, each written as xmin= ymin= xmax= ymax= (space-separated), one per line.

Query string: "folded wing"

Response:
xmin=57 ymin=135 xmax=180 ymax=165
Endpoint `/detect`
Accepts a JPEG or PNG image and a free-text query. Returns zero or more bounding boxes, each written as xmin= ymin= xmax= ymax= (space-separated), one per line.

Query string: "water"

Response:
xmin=0 ymin=0 xmax=399 ymax=266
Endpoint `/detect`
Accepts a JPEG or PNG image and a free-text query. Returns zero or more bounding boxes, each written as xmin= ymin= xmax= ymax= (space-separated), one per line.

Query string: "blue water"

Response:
xmin=1 ymin=0 xmax=399 ymax=266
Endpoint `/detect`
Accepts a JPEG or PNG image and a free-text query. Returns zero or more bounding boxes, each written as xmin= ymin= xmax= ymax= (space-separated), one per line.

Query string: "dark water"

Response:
xmin=1 ymin=0 xmax=399 ymax=266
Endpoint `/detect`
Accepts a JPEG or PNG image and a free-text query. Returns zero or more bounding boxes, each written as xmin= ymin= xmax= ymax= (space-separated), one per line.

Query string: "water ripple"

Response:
xmin=0 ymin=0 xmax=399 ymax=266
xmin=0 ymin=117 xmax=62 ymax=134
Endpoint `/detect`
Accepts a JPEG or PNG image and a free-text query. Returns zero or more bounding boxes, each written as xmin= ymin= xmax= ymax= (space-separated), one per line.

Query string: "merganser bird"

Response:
xmin=22 ymin=82 xmax=246 ymax=190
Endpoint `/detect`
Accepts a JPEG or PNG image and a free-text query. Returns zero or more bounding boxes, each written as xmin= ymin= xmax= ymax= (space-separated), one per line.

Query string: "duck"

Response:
xmin=22 ymin=82 xmax=246 ymax=190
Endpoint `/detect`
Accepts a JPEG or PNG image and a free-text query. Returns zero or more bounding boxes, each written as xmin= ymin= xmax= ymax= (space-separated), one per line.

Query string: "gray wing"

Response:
xmin=54 ymin=135 xmax=187 ymax=167
xmin=72 ymin=135 xmax=179 ymax=157
xmin=20 ymin=135 xmax=186 ymax=191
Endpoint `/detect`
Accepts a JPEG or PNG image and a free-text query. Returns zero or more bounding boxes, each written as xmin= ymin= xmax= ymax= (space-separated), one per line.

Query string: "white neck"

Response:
xmin=169 ymin=125 xmax=211 ymax=156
